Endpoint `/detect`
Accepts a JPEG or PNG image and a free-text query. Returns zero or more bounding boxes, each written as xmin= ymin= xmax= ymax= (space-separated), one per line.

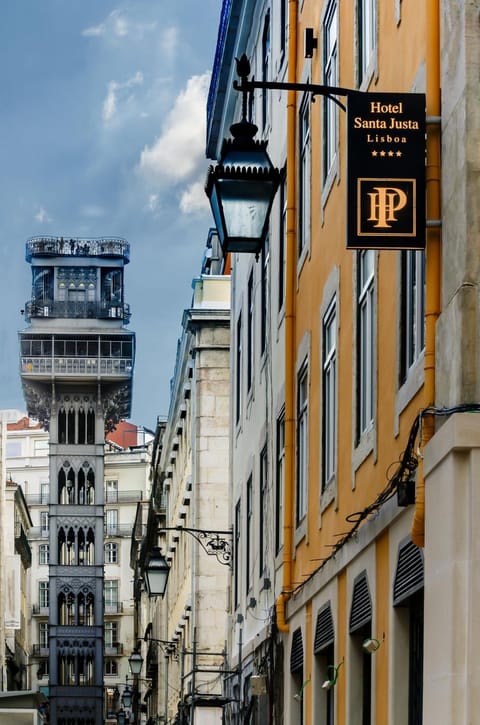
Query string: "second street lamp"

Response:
xmin=144 ymin=546 xmax=170 ymax=597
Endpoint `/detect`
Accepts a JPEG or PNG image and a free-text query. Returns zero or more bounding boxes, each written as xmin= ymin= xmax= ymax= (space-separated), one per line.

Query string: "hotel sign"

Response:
xmin=347 ymin=91 xmax=426 ymax=249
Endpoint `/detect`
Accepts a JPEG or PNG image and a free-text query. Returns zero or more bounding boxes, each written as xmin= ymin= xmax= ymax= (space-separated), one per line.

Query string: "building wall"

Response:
xmin=207 ymin=0 xmax=436 ymax=723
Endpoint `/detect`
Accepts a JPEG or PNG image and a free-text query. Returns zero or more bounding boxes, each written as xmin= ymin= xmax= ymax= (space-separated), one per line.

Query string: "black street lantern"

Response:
xmin=128 ymin=647 xmax=144 ymax=676
xmin=116 ymin=709 xmax=126 ymax=725
xmin=121 ymin=685 xmax=133 ymax=709
xmin=144 ymin=546 xmax=170 ymax=598
xmin=205 ymin=55 xmax=280 ymax=257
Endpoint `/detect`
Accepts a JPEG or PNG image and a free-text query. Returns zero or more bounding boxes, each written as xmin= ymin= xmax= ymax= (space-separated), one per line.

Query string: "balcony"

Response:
xmin=104 ymin=524 xmax=134 ymax=538
xmin=20 ymin=355 xmax=133 ymax=380
xmin=31 ymin=644 xmax=49 ymax=657
xmin=32 ymin=604 xmax=49 ymax=616
xmin=105 ymin=490 xmax=143 ymax=503
xmin=29 ymin=527 xmax=49 ymax=540
xmin=24 ymin=300 xmax=131 ymax=324
xmin=104 ymin=643 xmax=124 ymax=656
xmin=25 ymin=236 xmax=130 ymax=263
xmin=25 ymin=493 xmax=49 ymax=506
xmin=105 ymin=602 xmax=123 ymax=615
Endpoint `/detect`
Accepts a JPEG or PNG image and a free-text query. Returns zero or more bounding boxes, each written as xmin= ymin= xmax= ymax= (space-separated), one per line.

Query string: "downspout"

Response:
xmin=411 ymin=0 xmax=441 ymax=547
xmin=276 ymin=0 xmax=298 ymax=633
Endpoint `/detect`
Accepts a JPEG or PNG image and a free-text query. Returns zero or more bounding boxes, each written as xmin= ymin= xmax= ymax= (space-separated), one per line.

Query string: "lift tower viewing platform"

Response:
xmin=19 ymin=236 xmax=135 ymax=725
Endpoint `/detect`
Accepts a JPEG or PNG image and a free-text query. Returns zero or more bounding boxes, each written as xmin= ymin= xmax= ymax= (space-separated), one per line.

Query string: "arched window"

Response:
xmin=66 ymin=468 xmax=75 ymax=504
xmin=86 ymin=468 xmax=95 ymax=504
xmin=78 ymin=468 xmax=85 ymax=504
xmin=87 ymin=408 xmax=95 ymax=444
xmin=58 ymin=407 xmax=66 ymax=444
xmin=58 ymin=468 xmax=66 ymax=504
xmin=67 ymin=408 xmax=75 ymax=444
xmin=86 ymin=528 xmax=95 ymax=565
xmin=78 ymin=407 xmax=86 ymax=444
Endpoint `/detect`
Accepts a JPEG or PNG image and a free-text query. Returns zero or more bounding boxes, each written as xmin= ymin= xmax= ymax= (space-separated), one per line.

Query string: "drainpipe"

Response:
xmin=411 ymin=0 xmax=441 ymax=547
xmin=276 ymin=0 xmax=298 ymax=633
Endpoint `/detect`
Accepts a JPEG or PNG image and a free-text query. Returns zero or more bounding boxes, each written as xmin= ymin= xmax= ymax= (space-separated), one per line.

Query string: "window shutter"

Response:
xmin=349 ymin=571 xmax=372 ymax=633
xmin=393 ymin=538 xmax=424 ymax=606
xmin=314 ymin=603 xmax=335 ymax=654
xmin=290 ymin=627 xmax=304 ymax=673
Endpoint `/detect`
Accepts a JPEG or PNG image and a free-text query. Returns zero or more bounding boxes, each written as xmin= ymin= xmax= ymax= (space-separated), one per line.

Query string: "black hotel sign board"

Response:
xmin=347 ymin=91 xmax=426 ymax=249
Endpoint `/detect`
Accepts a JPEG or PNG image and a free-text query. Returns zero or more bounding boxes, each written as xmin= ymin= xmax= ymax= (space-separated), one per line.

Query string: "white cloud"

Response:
xmin=102 ymin=72 xmax=144 ymax=124
xmin=82 ymin=10 xmax=129 ymax=38
xmin=82 ymin=10 xmax=156 ymax=40
xmin=34 ymin=207 xmax=52 ymax=223
xmin=179 ymin=180 xmax=209 ymax=215
xmin=161 ymin=27 xmax=179 ymax=60
xmin=138 ymin=72 xmax=210 ymax=183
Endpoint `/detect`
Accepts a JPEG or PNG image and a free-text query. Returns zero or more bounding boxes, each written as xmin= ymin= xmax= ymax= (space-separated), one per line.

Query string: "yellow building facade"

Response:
xmin=207 ymin=0 xmax=480 ymax=721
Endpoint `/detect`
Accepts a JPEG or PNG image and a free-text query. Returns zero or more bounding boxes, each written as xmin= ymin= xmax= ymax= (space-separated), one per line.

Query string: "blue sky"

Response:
xmin=0 ymin=0 xmax=222 ymax=428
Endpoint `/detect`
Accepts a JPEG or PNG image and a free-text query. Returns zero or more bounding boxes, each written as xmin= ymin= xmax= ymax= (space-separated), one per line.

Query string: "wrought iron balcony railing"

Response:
xmin=20 ymin=356 xmax=133 ymax=378
xmin=25 ymin=235 xmax=130 ymax=262
xmin=31 ymin=644 xmax=49 ymax=657
xmin=32 ymin=604 xmax=49 ymax=616
xmin=24 ymin=300 xmax=131 ymax=323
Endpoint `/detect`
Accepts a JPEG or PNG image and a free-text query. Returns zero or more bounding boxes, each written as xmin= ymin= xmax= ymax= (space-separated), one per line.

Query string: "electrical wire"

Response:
xmin=290 ymin=404 xmax=480 ymax=596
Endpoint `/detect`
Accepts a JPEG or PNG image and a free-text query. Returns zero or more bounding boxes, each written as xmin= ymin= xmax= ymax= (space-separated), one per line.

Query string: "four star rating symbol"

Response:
xmin=371 ymin=149 xmax=403 ymax=157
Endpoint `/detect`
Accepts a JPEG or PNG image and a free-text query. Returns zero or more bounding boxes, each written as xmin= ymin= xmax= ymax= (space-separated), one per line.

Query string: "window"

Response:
xmin=39 ymin=581 xmax=49 ymax=608
xmin=261 ymin=12 xmax=270 ymax=130
xmin=357 ymin=250 xmax=375 ymax=437
xmin=6 ymin=441 xmax=21 ymax=458
xmin=299 ymin=95 xmax=311 ymax=255
xmin=357 ymin=0 xmax=376 ymax=86
xmin=322 ymin=299 xmax=337 ymax=489
xmin=247 ymin=271 xmax=254 ymax=392
xmin=234 ymin=500 xmax=241 ymax=608
xmin=40 ymin=483 xmax=49 ymax=505
xmin=280 ymin=0 xmax=288 ymax=58
xmin=296 ymin=364 xmax=309 ymax=523
xmin=276 ymin=413 xmax=285 ymax=553
xmin=39 ymin=544 xmax=49 ymax=565
xmin=105 ymin=660 xmax=118 ymax=676
xmin=246 ymin=476 xmax=253 ymax=592
xmin=104 ymin=580 xmax=118 ymax=608
xmin=39 ymin=622 xmax=49 ymax=649
xmin=40 ymin=511 xmax=49 ymax=535
xmin=261 ymin=239 xmax=269 ymax=355
xmin=236 ymin=313 xmax=243 ymax=425
xmin=400 ymin=250 xmax=425 ymax=384
xmin=323 ymin=0 xmax=338 ymax=182
xmin=105 ymin=621 xmax=119 ymax=648
xmin=105 ymin=509 xmax=118 ymax=536
xmin=259 ymin=446 xmax=267 ymax=575
xmin=105 ymin=479 xmax=118 ymax=503
xmin=105 ymin=542 xmax=118 ymax=564
xmin=278 ymin=174 xmax=287 ymax=312
xmin=34 ymin=439 xmax=49 ymax=455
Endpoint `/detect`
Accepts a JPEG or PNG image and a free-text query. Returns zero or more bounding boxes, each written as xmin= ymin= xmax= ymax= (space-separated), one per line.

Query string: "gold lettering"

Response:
xmin=367 ymin=186 xmax=408 ymax=228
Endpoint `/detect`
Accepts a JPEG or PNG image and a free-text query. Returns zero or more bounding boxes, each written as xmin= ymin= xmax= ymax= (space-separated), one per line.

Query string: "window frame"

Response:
xmin=400 ymin=250 xmax=425 ymax=385
xmin=298 ymin=93 xmax=311 ymax=259
xmin=357 ymin=250 xmax=375 ymax=439
xmin=246 ymin=475 xmax=253 ymax=593
xmin=357 ymin=0 xmax=376 ymax=87
xmin=322 ymin=0 xmax=339 ymax=185
xmin=105 ymin=542 xmax=119 ymax=564
xmin=296 ymin=362 xmax=309 ymax=524
xmin=259 ymin=445 xmax=268 ymax=575
xmin=322 ymin=297 xmax=337 ymax=490
xmin=276 ymin=412 xmax=285 ymax=554
xmin=39 ymin=543 xmax=49 ymax=565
